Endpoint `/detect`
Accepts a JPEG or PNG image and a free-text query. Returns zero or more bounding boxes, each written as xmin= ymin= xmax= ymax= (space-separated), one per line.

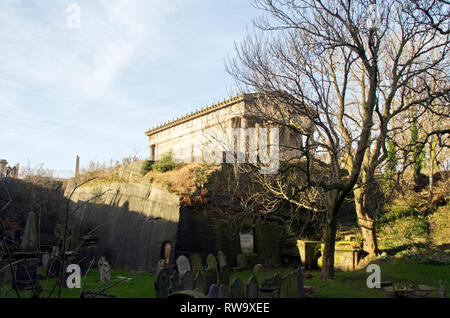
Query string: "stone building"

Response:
xmin=145 ymin=93 xmax=305 ymax=166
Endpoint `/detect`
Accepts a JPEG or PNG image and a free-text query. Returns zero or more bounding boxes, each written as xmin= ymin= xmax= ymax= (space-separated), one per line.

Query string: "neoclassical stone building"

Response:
xmin=145 ymin=93 xmax=304 ymax=165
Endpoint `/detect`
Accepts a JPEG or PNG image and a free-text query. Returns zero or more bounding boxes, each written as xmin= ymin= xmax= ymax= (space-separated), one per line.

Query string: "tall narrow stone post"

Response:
xmin=75 ymin=155 xmax=80 ymax=182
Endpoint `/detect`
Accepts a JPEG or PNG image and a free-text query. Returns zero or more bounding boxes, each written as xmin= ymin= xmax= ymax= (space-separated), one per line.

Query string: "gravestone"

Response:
xmin=98 ymin=257 xmax=111 ymax=282
xmin=231 ymin=277 xmax=245 ymax=298
xmin=15 ymin=212 xmax=39 ymax=290
xmin=246 ymin=276 xmax=259 ymax=298
xmin=204 ymin=267 xmax=218 ymax=292
xmin=181 ymin=270 xmax=194 ymax=291
xmin=218 ymin=283 xmax=229 ymax=298
xmin=260 ymin=273 xmax=281 ymax=298
xmin=193 ymin=271 xmax=207 ymax=294
xmin=280 ymin=272 xmax=298 ymax=298
xmin=297 ymin=267 xmax=304 ymax=298
xmin=207 ymin=284 xmax=220 ymax=298
xmin=206 ymin=254 xmax=218 ymax=270
xmin=176 ymin=255 xmax=191 ymax=278
xmin=217 ymin=251 xmax=227 ymax=268
xmin=190 ymin=254 xmax=203 ymax=277
xmin=169 ymin=270 xmax=181 ymax=294
xmin=154 ymin=268 xmax=169 ymax=298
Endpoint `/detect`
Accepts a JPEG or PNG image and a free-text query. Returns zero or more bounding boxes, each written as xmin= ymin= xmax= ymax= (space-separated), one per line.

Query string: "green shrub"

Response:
xmin=152 ymin=152 xmax=177 ymax=173
xmin=140 ymin=160 xmax=153 ymax=176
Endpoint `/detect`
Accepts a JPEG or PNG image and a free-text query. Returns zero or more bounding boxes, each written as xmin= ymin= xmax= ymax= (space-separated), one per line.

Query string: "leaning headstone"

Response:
xmin=181 ymin=270 xmax=194 ymax=291
xmin=15 ymin=212 xmax=39 ymax=289
xmin=260 ymin=273 xmax=281 ymax=298
xmin=207 ymin=284 xmax=220 ymax=298
xmin=297 ymin=267 xmax=304 ymax=298
xmin=204 ymin=267 xmax=218 ymax=292
xmin=217 ymin=251 xmax=227 ymax=268
xmin=206 ymin=254 xmax=218 ymax=270
xmin=218 ymin=284 xmax=229 ymax=298
xmin=280 ymin=272 xmax=298 ymax=298
xmin=246 ymin=276 xmax=259 ymax=298
xmin=98 ymin=257 xmax=111 ymax=282
xmin=176 ymin=255 xmax=191 ymax=278
xmin=154 ymin=268 xmax=169 ymax=298
xmin=231 ymin=277 xmax=245 ymax=298
xmin=190 ymin=254 xmax=203 ymax=277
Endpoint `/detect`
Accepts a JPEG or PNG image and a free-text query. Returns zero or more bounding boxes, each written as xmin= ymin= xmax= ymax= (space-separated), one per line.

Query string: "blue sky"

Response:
xmin=0 ymin=0 xmax=260 ymax=177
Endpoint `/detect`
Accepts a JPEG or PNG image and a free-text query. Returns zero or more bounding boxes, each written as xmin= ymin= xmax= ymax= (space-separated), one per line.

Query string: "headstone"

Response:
xmin=15 ymin=212 xmax=39 ymax=289
xmin=297 ymin=267 xmax=304 ymax=298
xmin=260 ymin=273 xmax=281 ymax=298
xmin=190 ymin=254 xmax=203 ymax=277
xmin=239 ymin=227 xmax=254 ymax=253
xmin=217 ymin=251 xmax=227 ymax=267
xmin=169 ymin=270 xmax=181 ymax=294
xmin=176 ymin=255 xmax=191 ymax=278
xmin=246 ymin=276 xmax=259 ymax=298
xmin=206 ymin=254 xmax=218 ymax=270
xmin=181 ymin=270 xmax=194 ymax=291
xmin=156 ymin=259 xmax=166 ymax=271
xmin=193 ymin=271 xmax=207 ymax=294
xmin=206 ymin=284 xmax=220 ymax=298
xmin=98 ymin=257 xmax=111 ymax=282
xmin=219 ymin=264 xmax=231 ymax=287
xmin=154 ymin=268 xmax=169 ymax=298
xmin=280 ymin=272 xmax=298 ymax=298
xmin=204 ymin=267 xmax=218 ymax=292
xmin=231 ymin=277 xmax=245 ymax=298
xmin=218 ymin=284 xmax=229 ymax=298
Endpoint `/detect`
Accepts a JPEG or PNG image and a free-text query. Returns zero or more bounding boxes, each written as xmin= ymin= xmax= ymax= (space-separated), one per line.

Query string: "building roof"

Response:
xmin=145 ymin=93 xmax=254 ymax=136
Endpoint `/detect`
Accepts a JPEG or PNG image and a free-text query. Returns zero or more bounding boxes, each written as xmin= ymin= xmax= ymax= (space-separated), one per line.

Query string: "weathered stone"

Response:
xmin=207 ymin=284 xmax=220 ymax=298
xmin=193 ymin=271 xmax=207 ymax=294
xmin=98 ymin=257 xmax=111 ymax=282
xmin=169 ymin=270 xmax=181 ymax=294
xmin=297 ymin=267 xmax=304 ymax=298
xmin=231 ymin=277 xmax=245 ymax=298
xmin=154 ymin=268 xmax=169 ymax=298
xmin=239 ymin=227 xmax=254 ymax=254
xmin=218 ymin=283 xmax=229 ymax=298
xmin=206 ymin=254 xmax=218 ymax=270
xmin=253 ymin=264 xmax=264 ymax=273
xmin=246 ymin=276 xmax=259 ymax=298
xmin=190 ymin=254 xmax=203 ymax=277
xmin=176 ymin=255 xmax=191 ymax=278
xmin=217 ymin=250 xmax=227 ymax=267
xmin=181 ymin=270 xmax=194 ymax=291
xmin=280 ymin=272 xmax=298 ymax=298
xmin=439 ymin=280 xmax=446 ymax=298
xmin=204 ymin=267 xmax=218 ymax=292
xmin=219 ymin=265 xmax=231 ymax=287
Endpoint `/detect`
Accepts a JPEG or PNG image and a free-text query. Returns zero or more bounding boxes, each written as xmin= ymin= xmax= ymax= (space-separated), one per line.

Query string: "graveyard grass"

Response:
xmin=12 ymin=258 xmax=449 ymax=298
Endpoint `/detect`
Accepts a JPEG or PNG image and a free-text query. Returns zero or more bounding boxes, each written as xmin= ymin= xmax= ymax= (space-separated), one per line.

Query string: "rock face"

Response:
xmin=65 ymin=179 xmax=180 ymax=272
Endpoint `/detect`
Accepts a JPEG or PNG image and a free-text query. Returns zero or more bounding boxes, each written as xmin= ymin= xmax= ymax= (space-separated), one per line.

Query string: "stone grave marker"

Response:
xmin=190 ymin=254 xmax=203 ymax=277
xmin=297 ymin=267 xmax=304 ymax=298
xmin=204 ymin=267 xmax=218 ymax=292
xmin=280 ymin=272 xmax=298 ymax=298
xmin=207 ymin=284 xmax=220 ymax=298
xmin=181 ymin=270 xmax=194 ymax=291
xmin=98 ymin=257 xmax=111 ymax=282
xmin=218 ymin=283 xmax=229 ymax=298
xmin=231 ymin=277 xmax=245 ymax=298
xmin=206 ymin=254 xmax=218 ymax=270
xmin=219 ymin=265 xmax=231 ymax=287
xmin=260 ymin=273 xmax=281 ymax=298
xmin=193 ymin=271 xmax=207 ymax=294
xmin=176 ymin=255 xmax=191 ymax=278
xmin=217 ymin=250 xmax=227 ymax=267
xmin=246 ymin=276 xmax=259 ymax=298
xmin=154 ymin=268 xmax=169 ymax=298
xmin=239 ymin=227 xmax=254 ymax=254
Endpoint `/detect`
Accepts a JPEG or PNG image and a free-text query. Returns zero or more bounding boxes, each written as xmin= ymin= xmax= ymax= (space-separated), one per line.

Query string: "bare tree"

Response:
xmin=227 ymin=0 xmax=449 ymax=278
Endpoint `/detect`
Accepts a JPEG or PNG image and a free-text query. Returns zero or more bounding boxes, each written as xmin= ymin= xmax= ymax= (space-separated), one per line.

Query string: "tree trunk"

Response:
xmin=354 ymin=188 xmax=378 ymax=257
xmin=320 ymin=191 xmax=338 ymax=279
